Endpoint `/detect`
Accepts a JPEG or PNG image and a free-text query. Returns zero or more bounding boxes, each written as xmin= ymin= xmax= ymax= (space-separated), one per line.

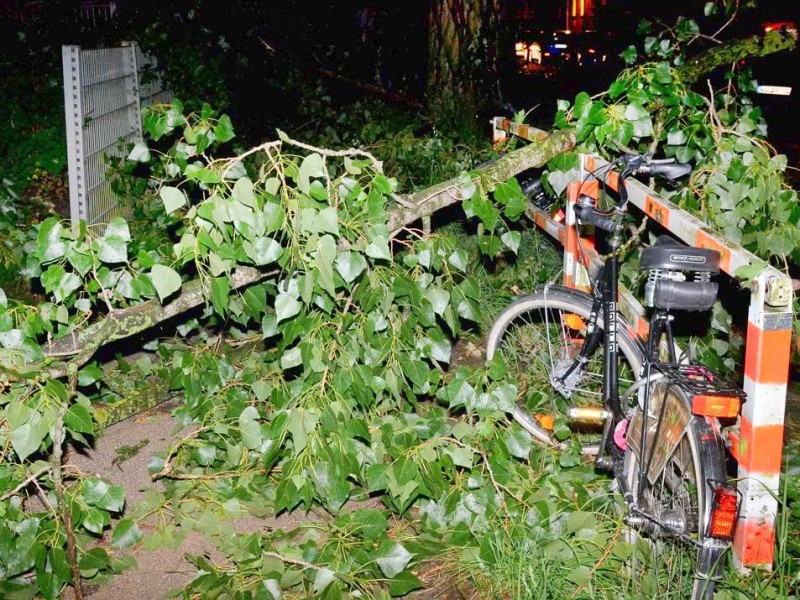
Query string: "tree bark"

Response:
xmin=426 ymin=0 xmax=502 ymax=126
xmin=678 ymin=30 xmax=796 ymax=85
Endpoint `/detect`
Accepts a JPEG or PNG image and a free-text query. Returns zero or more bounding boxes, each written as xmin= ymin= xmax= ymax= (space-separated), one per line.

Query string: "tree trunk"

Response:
xmin=426 ymin=0 xmax=502 ymax=130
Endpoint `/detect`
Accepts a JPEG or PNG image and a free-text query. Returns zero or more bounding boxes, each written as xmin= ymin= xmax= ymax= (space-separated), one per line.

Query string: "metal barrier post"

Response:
xmin=733 ymin=273 xmax=793 ymax=568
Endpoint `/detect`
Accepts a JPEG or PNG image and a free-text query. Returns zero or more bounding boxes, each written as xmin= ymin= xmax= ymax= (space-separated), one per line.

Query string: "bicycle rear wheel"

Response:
xmin=622 ymin=381 xmax=729 ymax=600
xmin=485 ymin=285 xmax=645 ymax=455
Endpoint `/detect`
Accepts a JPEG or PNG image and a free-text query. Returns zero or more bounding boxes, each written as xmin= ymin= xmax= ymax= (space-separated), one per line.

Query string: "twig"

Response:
xmin=53 ymin=367 xmax=84 ymax=600
xmin=32 ymin=476 xmax=58 ymax=517
xmin=0 ymin=465 xmax=51 ymax=501
xmin=212 ymin=140 xmax=283 ymax=171
xmin=279 ymin=134 xmax=385 ymax=174
xmin=319 ymin=284 xmax=359 ymax=396
xmin=154 ymin=469 xmax=266 ymax=481
xmin=447 ymin=437 xmax=525 ymax=507
xmin=262 ymin=551 xmax=326 ymax=572
xmin=151 ymin=426 xmax=210 ymax=481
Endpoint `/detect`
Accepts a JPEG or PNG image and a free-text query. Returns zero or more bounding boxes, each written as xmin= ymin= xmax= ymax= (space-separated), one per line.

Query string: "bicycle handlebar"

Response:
xmin=578 ymin=205 xmax=622 ymax=233
xmin=575 ymin=154 xmax=692 ymax=231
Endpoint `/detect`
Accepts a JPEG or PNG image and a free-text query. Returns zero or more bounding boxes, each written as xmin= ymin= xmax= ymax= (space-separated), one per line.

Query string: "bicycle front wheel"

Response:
xmin=485 ymin=285 xmax=645 ymax=455
xmin=622 ymin=381 xmax=729 ymax=600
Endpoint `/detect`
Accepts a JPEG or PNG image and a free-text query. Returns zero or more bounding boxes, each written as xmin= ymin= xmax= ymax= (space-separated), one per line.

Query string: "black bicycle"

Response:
xmin=487 ymin=154 xmax=743 ymax=599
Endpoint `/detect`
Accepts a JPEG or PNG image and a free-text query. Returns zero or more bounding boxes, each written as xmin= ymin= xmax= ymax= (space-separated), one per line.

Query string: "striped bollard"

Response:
xmin=733 ymin=272 xmax=793 ymax=568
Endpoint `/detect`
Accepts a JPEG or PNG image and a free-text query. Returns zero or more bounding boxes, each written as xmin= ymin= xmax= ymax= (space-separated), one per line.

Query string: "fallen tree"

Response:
xmin=0 ymin=10 xmax=797 ymax=599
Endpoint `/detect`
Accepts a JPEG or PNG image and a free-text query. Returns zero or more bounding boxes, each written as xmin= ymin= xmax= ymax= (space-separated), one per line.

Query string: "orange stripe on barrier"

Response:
xmin=636 ymin=317 xmax=650 ymax=340
xmin=733 ymin=518 xmax=775 ymax=567
xmin=585 ymin=156 xmax=595 ymax=172
xmin=695 ymin=230 xmax=731 ymax=272
xmin=579 ymin=180 xmax=599 ymax=201
xmin=567 ymin=181 xmax=581 ymax=203
xmin=644 ymin=195 xmax=671 ymax=228
xmin=744 ymin=322 xmax=792 ymax=384
xmin=736 ymin=417 xmax=784 ymax=474
xmin=607 ymin=170 xmax=619 ymax=191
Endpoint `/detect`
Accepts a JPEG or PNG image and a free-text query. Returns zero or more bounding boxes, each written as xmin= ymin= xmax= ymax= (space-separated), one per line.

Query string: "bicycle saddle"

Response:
xmin=638 ymin=235 xmax=720 ymax=274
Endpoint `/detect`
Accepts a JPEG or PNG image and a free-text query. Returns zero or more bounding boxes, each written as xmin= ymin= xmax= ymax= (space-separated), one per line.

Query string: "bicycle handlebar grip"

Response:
xmin=648 ymin=162 xmax=692 ymax=180
xmin=577 ymin=205 xmax=621 ymax=233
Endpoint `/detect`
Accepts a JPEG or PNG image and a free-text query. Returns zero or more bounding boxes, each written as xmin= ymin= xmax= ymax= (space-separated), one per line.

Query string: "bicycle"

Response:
xmin=487 ymin=154 xmax=744 ymax=599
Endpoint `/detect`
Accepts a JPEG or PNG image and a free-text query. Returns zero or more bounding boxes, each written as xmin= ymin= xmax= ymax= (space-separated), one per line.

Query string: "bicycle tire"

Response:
xmin=485 ymin=285 xmax=645 ymax=455
xmin=622 ymin=381 xmax=729 ymax=600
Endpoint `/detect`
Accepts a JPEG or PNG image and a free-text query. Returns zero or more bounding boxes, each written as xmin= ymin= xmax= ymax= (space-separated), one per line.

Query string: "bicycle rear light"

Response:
xmin=707 ymin=486 xmax=738 ymax=541
xmin=692 ymin=394 xmax=740 ymax=418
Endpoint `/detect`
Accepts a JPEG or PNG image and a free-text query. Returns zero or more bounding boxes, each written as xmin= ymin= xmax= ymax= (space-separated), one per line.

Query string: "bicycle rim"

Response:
xmin=485 ymin=285 xmax=644 ymax=455
xmin=621 ymin=382 xmax=728 ymax=599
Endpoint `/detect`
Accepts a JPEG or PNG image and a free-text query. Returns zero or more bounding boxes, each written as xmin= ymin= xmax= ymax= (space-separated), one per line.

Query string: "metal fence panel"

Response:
xmin=63 ymin=42 xmax=172 ymax=228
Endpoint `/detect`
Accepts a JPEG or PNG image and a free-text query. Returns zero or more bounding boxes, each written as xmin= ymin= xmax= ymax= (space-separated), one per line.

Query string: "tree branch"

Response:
xmin=678 ymin=30 xmax=796 ymax=86
xmin=37 ymin=131 xmax=576 ymax=372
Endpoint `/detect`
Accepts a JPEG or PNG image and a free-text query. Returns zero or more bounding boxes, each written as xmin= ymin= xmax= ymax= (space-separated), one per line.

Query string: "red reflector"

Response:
xmin=692 ymin=394 xmax=740 ymax=418
xmin=708 ymin=487 xmax=738 ymax=540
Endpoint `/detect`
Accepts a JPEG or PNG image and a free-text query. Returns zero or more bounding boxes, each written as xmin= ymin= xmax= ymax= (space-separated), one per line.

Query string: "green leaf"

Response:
xmin=389 ymin=571 xmax=423 ymax=596
xmin=232 ymin=177 xmax=256 ymax=208
xmin=424 ymin=287 xmax=450 ymax=316
xmin=315 ymin=207 xmax=340 ymax=236
xmin=734 ymin=261 xmax=767 ymax=283
xmin=501 ymin=231 xmax=521 ymax=253
xmin=94 ymin=235 xmax=128 ymax=264
xmin=376 ymin=541 xmax=413 ymax=578
xmin=275 ymin=292 xmax=301 ymax=322
xmin=185 ymin=165 xmax=222 ymax=184
xmin=78 ymin=548 xmax=110 ymax=575
xmin=608 ymin=80 xmax=626 ymax=99
xmin=150 ymin=265 xmax=182 ymax=302
xmin=78 ymin=363 xmax=104 ymax=386
xmin=11 ymin=422 xmax=43 ymax=460
xmin=65 ymin=404 xmax=94 ymax=434
xmin=127 ymin=141 xmax=150 ymax=162
xmin=624 ymin=103 xmax=649 ymax=122
xmin=365 ymin=236 xmax=391 ymax=261
xmin=210 ymin=277 xmax=230 ymax=316
xmin=504 ymin=426 xmax=532 ymax=459
xmin=280 ymin=346 xmax=303 ymax=370
xmin=448 ymin=249 xmax=469 ymax=272
xmin=214 ymin=114 xmax=235 ymax=142
xmin=351 ymin=509 xmax=389 ymax=542
xmin=160 ymin=186 xmax=187 ymax=214
xmin=105 ymin=217 xmax=131 ymax=241
xmin=239 ymin=406 xmax=262 ymax=449
xmin=631 ymin=116 xmax=654 ymax=138
xmin=315 ymin=235 xmax=337 ymax=297
xmin=111 ymin=519 xmax=143 ymax=549
xmin=620 ymin=45 xmax=637 ymax=65
xmin=298 ymin=153 xmax=325 ymax=194
xmin=334 ymin=252 xmax=367 ymax=283
xmin=314 ymin=568 xmax=337 ymax=595
xmin=250 ymin=237 xmax=283 ymax=266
